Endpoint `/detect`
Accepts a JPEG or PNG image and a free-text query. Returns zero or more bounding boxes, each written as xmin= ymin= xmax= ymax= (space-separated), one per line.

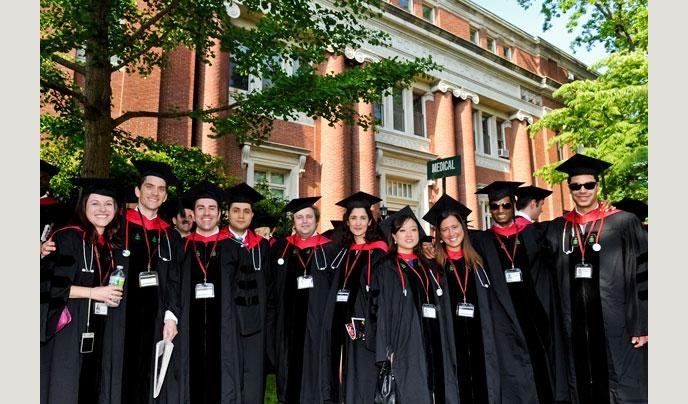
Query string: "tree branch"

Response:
xmin=112 ymin=102 xmax=240 ymax=127
xmin=40 ymin=78 xmax=87 ymax=105
xmin=51 ymin=54 xmax=86 ymax=75
xmin=111 ymin=31 xmax=171 ymax=72
xmin=119 ymin=0 xmax=180 ymax=53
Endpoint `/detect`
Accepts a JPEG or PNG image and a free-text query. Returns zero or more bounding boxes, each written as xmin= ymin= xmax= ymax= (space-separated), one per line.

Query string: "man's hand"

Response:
xmin=163 ymin=319 xmax=178 ymax=341
xmin=421 ymin=242 xmax=436 ymax=260
xmin=631 ymin=335 xmax=648 ymax=348
xmin=41 ymin=240 xmax=56 ymax=258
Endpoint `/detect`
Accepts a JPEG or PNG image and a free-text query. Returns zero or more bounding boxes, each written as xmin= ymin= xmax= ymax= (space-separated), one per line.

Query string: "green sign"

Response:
xmin=427 ymin=156 xmax=460 ymax=180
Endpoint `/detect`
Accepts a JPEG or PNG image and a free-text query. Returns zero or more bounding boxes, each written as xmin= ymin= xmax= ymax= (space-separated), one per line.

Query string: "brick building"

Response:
xmin=110 ymin=0 xmax=596 ymax=232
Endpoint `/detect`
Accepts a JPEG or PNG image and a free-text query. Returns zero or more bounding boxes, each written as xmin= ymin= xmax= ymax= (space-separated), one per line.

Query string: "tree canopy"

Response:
xmin=40 ymin=0 xmax=436 ymax=176
xmin=517 ymin=0 xmax=648 ymax=203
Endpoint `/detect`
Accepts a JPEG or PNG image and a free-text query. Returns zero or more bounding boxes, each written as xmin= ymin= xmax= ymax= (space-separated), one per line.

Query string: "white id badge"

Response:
xmin=422 ymin=303 xmax=437 ymax=319
xmin=297 ymin=275 xmax=314 ymax=289
xmin=504 ymin=268 xmax=523 ymax=283
xmin=94 ymin=302 xmax=109 ymax=316
xmin=80 ymin=332 xmax=95 ymax=353
xmin=139 ymin=271 xmax=159 ymax=287
xmin=195 ymin=283 xmax=215 ymax=299
xmin=336 ymin=289 xmax=350 ymax=303
xmin=456 ymin=302 xmax=475 ymax=318
xmin=575 ymin=263 xmax=593 ymax=279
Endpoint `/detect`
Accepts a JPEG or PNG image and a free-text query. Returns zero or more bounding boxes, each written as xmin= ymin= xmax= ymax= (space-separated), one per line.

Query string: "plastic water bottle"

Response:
xmin=108 ymin=265 xmax=125 ymax=307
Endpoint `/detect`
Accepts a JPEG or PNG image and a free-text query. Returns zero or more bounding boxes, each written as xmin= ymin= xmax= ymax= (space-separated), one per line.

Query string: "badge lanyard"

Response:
xmin=572 ymin=214 xmax=606 ymax=263
xmin=449 ymin=259 xmax=470 ymax=304
xmin=230 ymin=234 xmax=262 ymax=271
xmin=296 ymin=248 xmax=316 ymax=277
xmin=94 ymin=243 xmax=115 ymax=286
xmin=192 ymin=233 xmax=221 ymax=284
xmin=124 ymin=210 xmax=172 ymax=267
xmin=396 ymin=257 xmax=431 ymax=303
xmin=494 ymin=231 xmax=519 ymax=270
xmin=341 ymin=249 xmax=364 ymax=290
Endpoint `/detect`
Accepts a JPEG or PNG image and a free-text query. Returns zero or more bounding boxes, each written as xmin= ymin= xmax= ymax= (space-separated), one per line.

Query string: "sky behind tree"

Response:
xmin=470 ymin=0 xmax=609 ymax=66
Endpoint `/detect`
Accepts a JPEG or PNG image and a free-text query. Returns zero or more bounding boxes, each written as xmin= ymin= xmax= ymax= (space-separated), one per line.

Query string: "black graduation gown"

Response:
xmin=369 ymin=254 xmax=459 ymax=404
xmin=170 ymin=229 xmax=247 ymax=403
xmin=542 ymin=210 xmax=648 ymax=404
xmin=119 ymin=209 xmax=179 ymax=404
xmin=223 ymin=229 xmax=271 ymax=403
xmin=266 ymin=234 xmax=336 ymax=403
xmin=41 ymin=227 xmax=128 ymax=404
xmin=319 ymin=241 xmax=387 ymax=403
xmin=471 ymin=225 xmax=556 ymax=404
xmin=443 ymin=255 xmax=500 ymax=404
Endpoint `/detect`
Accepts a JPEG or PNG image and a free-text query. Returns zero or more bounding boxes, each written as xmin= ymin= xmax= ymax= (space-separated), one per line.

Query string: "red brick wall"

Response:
xmin=436 ymin=8 xmax=469 ymax=38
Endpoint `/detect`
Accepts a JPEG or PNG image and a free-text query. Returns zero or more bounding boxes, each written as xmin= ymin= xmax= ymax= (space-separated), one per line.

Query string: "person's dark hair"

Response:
xmin=332 ymin=204 xmax=385 ymax=248
xmin=566 ymin=173 xmax=599 ymax=183
xmin=432 ymin=211 xmax=483 ymax=271
xmin=75 ymin=192 xmax=122 ymax=247
xmin=516 ymin=196 xmax=535 ymax=211
xmin=137 ymin=174 xmax=169 ymax=189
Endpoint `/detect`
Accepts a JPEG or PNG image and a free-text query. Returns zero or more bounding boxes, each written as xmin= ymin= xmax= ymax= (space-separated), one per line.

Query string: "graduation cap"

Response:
xmin=41 ymin=159 xmax=60 ymax=176
xmin=335 ymin=191 xmax=382 ymax=209
xmin=613 ymin=197 xmax=648 ymax=222
xmin=132 ymin=159 xmax=179 ymax=187
xmin=379 ymin=205 xmax=428 ymax=240
xmin=330 ymin=220 xmax=343 ymax=229
xmin=225 ymin=182 xmax=265 ymax=205
xmin=515 ymin=185 xmax=553 ymax=202
xmin=555 ymin=154 xmax=612 ymax=178
xmin=161 ymin=196 xmax=194 ymax=220
xmin=422 ymin=194 xmax=472 ymax=228
xmin=250 ymin=213 xmax=280 ymax=230
xmin=185 ymin=181 xmax=224 ymax=205
xmin=282 ymin=196 xmax=321 ymax=214
xmin=475 ymin=181 xmax=524 ymax=201
xmin=72 ymin=177 xmax=121 ymax=200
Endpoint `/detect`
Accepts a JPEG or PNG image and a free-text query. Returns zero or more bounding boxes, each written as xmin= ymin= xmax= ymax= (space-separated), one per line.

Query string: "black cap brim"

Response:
xmin=282 ymin=196 xmax=321 ymax=214
xmin=41 ymin=160 xmax=60 ymax=176
xmin=379 ymin=205 xmax=427 ymax=240
xmin=613 ymin=197 xmax=648 ymax=221
xmin=422 ymin=194 xmax=472 ymax=227
xmin=225 ymin=182 xmax=265 ymax=205
xmin=475 ymin=181 xmax=524 ymax=201
xmin=335 ymin=191 xmax=382 ymax=209
xmin=132 ymin=159 xmax=179 ymax=187
xmin=555 ymin=154 xmax=612 ymax=178
xmin=515 ymin=185 xmax=553 ymax=202
xmin=73 ymin=177 xmax=121 ymax=200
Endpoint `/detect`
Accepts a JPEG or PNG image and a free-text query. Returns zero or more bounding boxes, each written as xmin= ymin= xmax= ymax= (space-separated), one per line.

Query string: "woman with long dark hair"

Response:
xmin=320 ymin=192 xmax=388 ymax=403
xmin=41 ymin=178 xmax=128 ymax=404
xmin=370 ymin=206 xmax=459 ymax=404
xmin=422 ymin=194 xmax=499 ymax=404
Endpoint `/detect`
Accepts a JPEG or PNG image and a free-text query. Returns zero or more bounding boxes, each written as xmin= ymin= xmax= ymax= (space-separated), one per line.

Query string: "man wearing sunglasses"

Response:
xmin=541 ymin=153 xmax=648 ymax=403
xmin=471 ymin=181 xmax=561 ymax=404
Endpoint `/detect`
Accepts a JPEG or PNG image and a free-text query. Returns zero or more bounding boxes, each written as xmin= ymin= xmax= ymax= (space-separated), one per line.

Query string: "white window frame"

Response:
xmin=470 ymin=28 xmax=480 ymax=45
xmin=473 ymin=107 xmax=509 ymax=159
xmin=253 ymin=168 xmax=288 ymax=198
xmin=503 ymin=46 xmax=513 ymax=61
xmin=477 ymin=194 xmax=492 ymax=230
xmin=487 ymin=37 xmax=496 ymax=53
xmin=398 ymin=0 xmax=413 ymax=12
xmin=242 ymin=142 xmax=309 ymax=201
xmin=376 ymin=86 xmax=429 ymax=139
xmin=421 ymin=3 xmax=435 ymax=23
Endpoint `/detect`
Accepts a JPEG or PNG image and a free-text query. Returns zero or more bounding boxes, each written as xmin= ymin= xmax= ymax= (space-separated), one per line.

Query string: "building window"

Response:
xmin=478 ymin=196 xmax=492 ymax=230
xmin=254 ymin=169 xmax=287 ymax=198
xmin=392 ymin=87 xmax=405 ymax=132
xmin=376 ymin=85 xmax=428 ymax=138
xmin=487 ymin=37 xmax=496 ymax=53
xmin=503 ymin=46 xmax=513 ymax=60
xmin=421 ymin=4 xmax=434 ymax=23
xmin=470 ymin=28 xmax=479 ymax=45
xmin=399 ymin=0 xmax=412 ymax=11
xmin=387 ymin=178 xmax=415 ymax=200
xmin=229 ymin=57 xmax=249 ymax=91
xmin=473 ymin=109 xmax=507 ymax=158
xmin=412 ymin=92 xmax=425 ymax=137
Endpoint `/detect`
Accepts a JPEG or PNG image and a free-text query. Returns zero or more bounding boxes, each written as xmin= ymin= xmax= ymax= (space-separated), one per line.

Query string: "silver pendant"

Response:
xmin=436 ymin=288 xmax=443 ymax=296
xmin=592 ymin=243 xmax=602 ymax=252
xmin=277 ymin=257 xmax=285 ymax=265
xmin=122 ymin=249 xmax=131 ymax=257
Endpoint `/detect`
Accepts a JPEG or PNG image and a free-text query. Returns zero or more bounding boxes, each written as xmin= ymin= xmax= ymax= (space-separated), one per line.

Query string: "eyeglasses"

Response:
xmin=489 ymin=202 xmax=513 ymax=210
xmin=568 ymin=181 xmax=597 ymax=191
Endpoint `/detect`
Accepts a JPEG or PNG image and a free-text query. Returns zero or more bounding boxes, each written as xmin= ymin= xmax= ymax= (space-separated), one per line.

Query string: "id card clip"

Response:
xmin=456 ymin=302 xmax=475 ymax=318
xmin=297 ymin=275 xmax=314 ymax=289
xmin=575 ymin=263 xmax=593 ymax=279
xmin=195 ymin=283 xmax=215 ymax=299
xmin=336 ymin=289 xmax=350 ymax=303
xmin=422 ymin=303 xmax=437 ymax=319
xmin=139 ymin=271 xmax=159 ymax=288
xmin=504 ymin=267 xmax=523 ymax=283
xmin=94 ymin=302 xmax=109 ymax=315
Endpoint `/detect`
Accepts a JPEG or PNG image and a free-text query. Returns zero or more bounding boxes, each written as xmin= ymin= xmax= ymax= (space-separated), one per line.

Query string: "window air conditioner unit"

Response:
xmin=497 ymin=148 xmax=509 ymax=158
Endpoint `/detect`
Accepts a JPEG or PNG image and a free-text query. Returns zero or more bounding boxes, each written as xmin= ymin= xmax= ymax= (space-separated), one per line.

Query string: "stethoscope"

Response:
xmin=277 ymin=236 xmax=330 ymax=270
xmin=122 ymin=209 xmax=173 ymax=262
xmin=229 ymin=234 xmax=262 ymax=271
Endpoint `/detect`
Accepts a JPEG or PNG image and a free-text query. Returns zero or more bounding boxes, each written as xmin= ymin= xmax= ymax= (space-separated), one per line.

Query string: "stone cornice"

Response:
xmin=344 ymin=46 xmax=380 ymax=64
xmin=430 ymin=80 xmax=479 ymax=104
xmin=509 ymin=110 xmax=534 ymax=125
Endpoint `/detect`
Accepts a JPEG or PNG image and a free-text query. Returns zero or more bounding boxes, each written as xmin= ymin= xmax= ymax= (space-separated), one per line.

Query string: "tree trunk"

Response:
xmin=82 ymin=0 xmax=113 ymax=177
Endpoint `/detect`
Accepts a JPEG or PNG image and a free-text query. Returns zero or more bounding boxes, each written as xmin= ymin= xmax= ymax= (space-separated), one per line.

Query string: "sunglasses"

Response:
xmin=489 ymin=202 xmax=513 ymax=210
xmin=568 ymin=181 xmax=597 ymax=191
